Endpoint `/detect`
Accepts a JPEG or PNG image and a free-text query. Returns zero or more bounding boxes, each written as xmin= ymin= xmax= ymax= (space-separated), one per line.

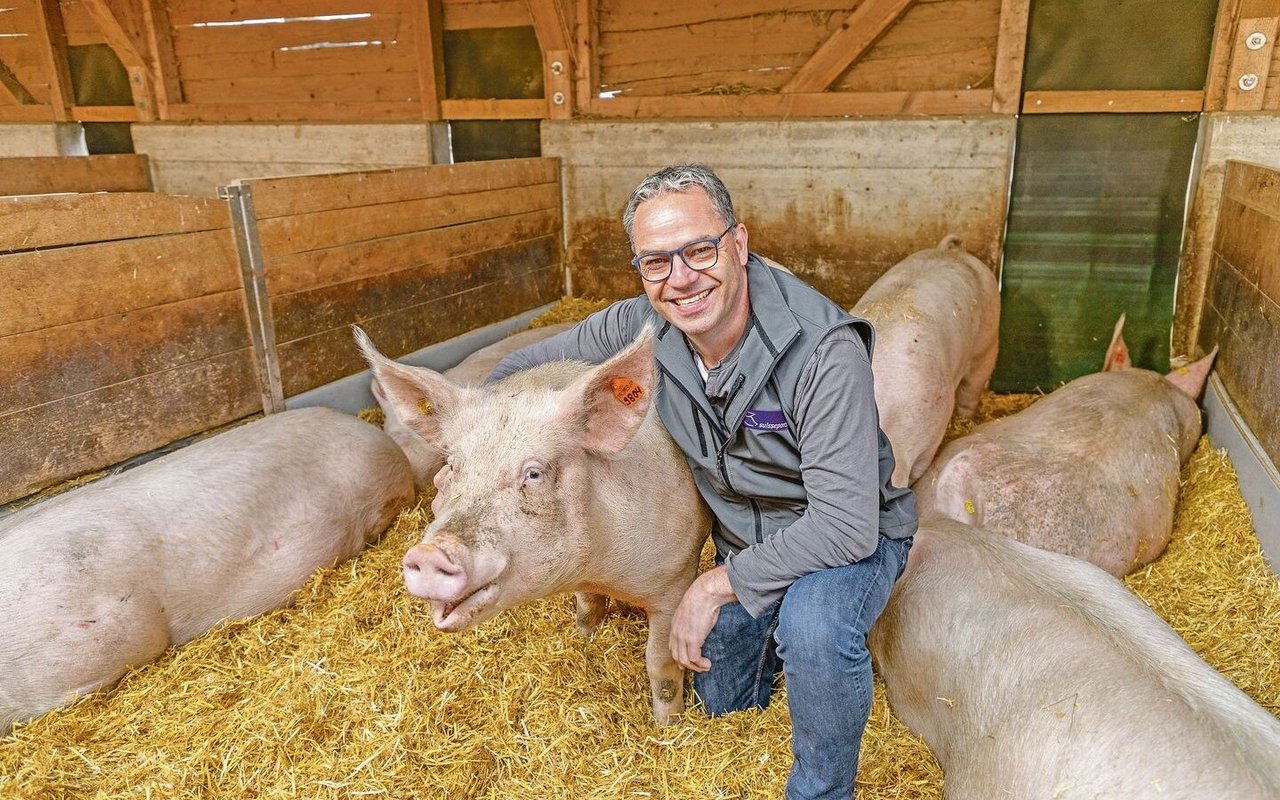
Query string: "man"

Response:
xmin=459 ymin=163 xmax=917 ymax=799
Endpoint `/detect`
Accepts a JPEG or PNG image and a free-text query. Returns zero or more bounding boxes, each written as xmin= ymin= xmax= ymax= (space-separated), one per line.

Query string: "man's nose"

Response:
xmin=666 ymin=254 xmax=701 ymax=287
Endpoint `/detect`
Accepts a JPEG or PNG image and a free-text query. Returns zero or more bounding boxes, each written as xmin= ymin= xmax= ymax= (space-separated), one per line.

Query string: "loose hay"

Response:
xmin=4 ymin=314 xmax=1277 ymax=798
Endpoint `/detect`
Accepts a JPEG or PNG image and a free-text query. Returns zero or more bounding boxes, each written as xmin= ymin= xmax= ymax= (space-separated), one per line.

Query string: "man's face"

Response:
xmin=631 ymin=189 xmax=750 ymax=356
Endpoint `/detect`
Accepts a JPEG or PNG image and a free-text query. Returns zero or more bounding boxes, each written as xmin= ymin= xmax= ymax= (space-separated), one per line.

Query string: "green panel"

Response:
xmin=68 ymin=44 xmax=135 ymax=154
xmin=443 ymin=26 xmax=543 ymax=100
xmin=1024 ymin=0 xmax=1218 ymax=91
xmin=449 ymin=120 xmax=541 ymax=163
xmin=992 ymin=114 xmax=1198 ymax=392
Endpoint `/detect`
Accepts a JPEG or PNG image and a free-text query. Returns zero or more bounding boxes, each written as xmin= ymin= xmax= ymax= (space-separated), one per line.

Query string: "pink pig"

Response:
xmin=852 ymin=236 xmax=1000 ymax=487
xmin=356 ymin=326 xmax=711 ymax=724
xmin=914 ymin=316 xmax=1217 ymax=576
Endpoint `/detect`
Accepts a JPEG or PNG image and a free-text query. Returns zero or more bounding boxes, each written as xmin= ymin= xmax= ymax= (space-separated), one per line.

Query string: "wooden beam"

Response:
xmin=1022 ymin=90 xmax=1205 ymax=113
xmin=781 ymin=0 xmax=916 ymax=94
xmin=409 ymin=0 xmax=446 ymax=121
xmin=1204 ymin=0 xmax=1245 ymax=110
xmin=32 ymin=0 xmax=76 ymax=122
xmin=78 ymin=0 xmax=157 ymax=120
xmin=1224 ymin=15 xmax=1279 ymax=110
xmin=544 ymin=49 xmax=572 ymax=119
xmin=0 ymin=105 xmax=58 ymax=122
xmin=163 ymin=101 xmax=424 ymax=122
xmin=573 ymin=0 xmax=597 ymax=110
xmin=73 ymin=104 xmax=142 ymax=122
xmin=526 ymin=0 xmax=574 ymax=64
xmin=0 ymin=58 xmax=38 ymax=105
xmin=0 ymin=154 xmax=151 ymax=195
xmin=141 ymin=0 xmax=184 ymax=115
xmin=440 ymin=98 xmax=547 ymax=119
xmin=991 ymin=0 xmax=1030 ymax=114
xmin=584 ymin=88 xmax=992 ymax=118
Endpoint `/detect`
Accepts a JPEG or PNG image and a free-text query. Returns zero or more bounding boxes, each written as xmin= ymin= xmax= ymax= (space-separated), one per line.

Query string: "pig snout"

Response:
xmin=402 ymin=544 xmax=467 ymax=602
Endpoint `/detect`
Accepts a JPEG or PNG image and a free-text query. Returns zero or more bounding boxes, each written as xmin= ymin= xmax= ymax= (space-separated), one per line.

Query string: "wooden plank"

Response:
xmin=0 ymin=154 xmax=151 ymax=194
xmin=243 ymin=157 xmax=557 ymax=218
xmin=781 ymin=0 xmax=916 ymax=93
xmin=167 ymin=0 xmax=400 ymax=25
xmin=256 ymin=182 xmax=559 ymax=255
xmin=601 ymin=0 xmax=843 ymax=29
xmin=264 ymin=207 xmax=561 ymax=295
xmin=131 ymin=121 xmax=435 ymax=163
xmin=582 ymin=88 xmax=992 ymax=117
xmin=526 ymin=0 xmax=572 ymax=57
xmin=0 ymin=105 xmax=57 ymax=121
xmin=991 ymin=0 xmax=1028 ymax=113
xmin=440 ymin=97 xmax=546 ymax=118
xmin=0 ymin=350 xmax=261 ymax=505
xmin=171 ymin=16 xmax=403 ymax=57
xmin=276 ymin=260 xmax=561 ymax=396
xmin=1222 ymin=161 xmax=1280 ymax=303
xmin=1224 ymin=159 xmax=1280 ymax=218
xmin=32 ymin=0 xmax=75 ymax=121
xmin=177 ymin=43 xmax=412 ymax=81
xmin=141 ymin=0 xmax=185 ymax=112
xmin=162 ymin=101 xmax=421 ymax=121
xmin=408 ymin=0 xmax=445 ymax=120
xmin=180 ymin=71 xmax=420 ymax=104
xmin=0 ymin=290 xmax=251 ymax=411
xmin=272 ymin=234 xmax=558 ymax=343
xmin=443 ymin=0 xmax=532 ymax=29
xmin=1022 ymin=90 xmax=1205 ymax=113
xmin=544 ymin=47 xmax=571 ymax=118
xmin=1 ymin=230 xmax=241 ymax=336
xmin=72 ymin=104 xmax=140 ymax=121
xmin=2 ymin=192 xmax=229 ymax=251
xmin=0 ymin=57 xmax=38 ymax=104
xmin=573 ymin=0 xmax=596 ymax=110
xmin=1224 ymin=16 xmax=1279 ymax=111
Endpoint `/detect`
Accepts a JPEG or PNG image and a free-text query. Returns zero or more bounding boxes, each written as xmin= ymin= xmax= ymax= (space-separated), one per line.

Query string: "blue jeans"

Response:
xmin=694 ymin=534 xmax=912 ymax=800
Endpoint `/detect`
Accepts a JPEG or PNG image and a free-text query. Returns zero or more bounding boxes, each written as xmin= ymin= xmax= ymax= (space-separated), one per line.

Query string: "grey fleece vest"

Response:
xmin=629 ymin=255 xmax=917 ymax=560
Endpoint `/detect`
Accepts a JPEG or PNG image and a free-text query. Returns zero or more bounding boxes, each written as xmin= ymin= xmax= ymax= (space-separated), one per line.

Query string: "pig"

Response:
xmin=851 ymin=236 xmax=1000 ymax=487
xmin=0 ymin=407 xmax=414 ymax=735
xmin=355 ymin=326 xmax=712 ymax=724
xmin=869 ymin=517 xmax=1280 ymax=800
xmin=372 ymin=322 xmax=575 ymax=493
xmin=912 ymin=316 xmax=1217 ymax=577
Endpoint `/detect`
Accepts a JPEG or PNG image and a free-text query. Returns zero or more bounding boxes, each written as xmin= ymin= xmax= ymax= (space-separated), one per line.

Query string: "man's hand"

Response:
xmin=669 ymin=565 xmax=737 ymax=673
xmin=429 ymin=463 xmax=452 ymax=516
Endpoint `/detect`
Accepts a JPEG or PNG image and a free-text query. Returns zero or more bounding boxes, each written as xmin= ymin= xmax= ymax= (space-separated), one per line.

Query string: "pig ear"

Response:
xmin=560 ymin=327 xmax=657 ymax=455
xmin=352 ymin=325 xmax=460 ymax=450
xmin=1165 ymin=346 xmax=1218 ymax=399
xmin=1102 ymin=314 xmax=1131 ymax=372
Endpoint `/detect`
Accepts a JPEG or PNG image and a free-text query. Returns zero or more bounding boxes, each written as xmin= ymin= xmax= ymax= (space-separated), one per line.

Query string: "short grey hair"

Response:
xmin=621 ymin=164 xmax=738 ymax=242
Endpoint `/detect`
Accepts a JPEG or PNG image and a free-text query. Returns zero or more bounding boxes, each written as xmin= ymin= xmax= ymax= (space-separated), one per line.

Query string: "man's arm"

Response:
xmin=487 ymin=298 xmax=644 ymax=382
xmin=723 ymin=326 xmax=883 ymax=616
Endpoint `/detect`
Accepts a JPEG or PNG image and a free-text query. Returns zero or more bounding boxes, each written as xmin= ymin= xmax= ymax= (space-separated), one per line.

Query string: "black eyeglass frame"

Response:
xmin=630 ymin=224 xmax=736 ymax=283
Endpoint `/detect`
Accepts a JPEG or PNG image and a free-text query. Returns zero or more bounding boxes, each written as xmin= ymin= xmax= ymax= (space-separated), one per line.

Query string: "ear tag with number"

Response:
xmin=610 ymin=377 xmax=644 ymax=407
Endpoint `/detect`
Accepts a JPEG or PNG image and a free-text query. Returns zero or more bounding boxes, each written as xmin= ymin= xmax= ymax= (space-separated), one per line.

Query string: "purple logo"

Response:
xmin=743 ymin=409 xmax=788 ymax=432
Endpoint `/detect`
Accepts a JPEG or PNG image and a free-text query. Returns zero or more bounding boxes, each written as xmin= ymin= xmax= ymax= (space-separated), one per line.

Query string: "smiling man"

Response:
xmin=483 ymin=163 xmax=917 ymax=799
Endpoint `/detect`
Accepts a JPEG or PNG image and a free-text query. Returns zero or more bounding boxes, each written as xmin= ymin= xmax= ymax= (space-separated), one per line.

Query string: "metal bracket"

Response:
xmin=220 ymin=182 xmax=286 ymax=414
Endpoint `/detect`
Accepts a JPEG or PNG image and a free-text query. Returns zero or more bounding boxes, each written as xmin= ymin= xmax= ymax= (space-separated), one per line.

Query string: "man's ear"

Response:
xmin=352 ymin=325 xmax=462 ymax=450
xmin=558 ymin=327 xmax=657 ymax=455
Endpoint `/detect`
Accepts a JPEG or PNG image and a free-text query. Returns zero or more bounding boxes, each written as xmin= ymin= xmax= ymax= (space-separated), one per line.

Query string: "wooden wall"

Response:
xmin=543 ymin=118 xmax=1013 ymax=305
xmin=0 ymin=192 xmax=258 ymax=504
xmin=0 ymin=153 xmax=151 ymax=194
xmin=1197 ymin=159 xmax=1280 ymax=468
xmin=241 ymin=157 xmax=563 ymax=397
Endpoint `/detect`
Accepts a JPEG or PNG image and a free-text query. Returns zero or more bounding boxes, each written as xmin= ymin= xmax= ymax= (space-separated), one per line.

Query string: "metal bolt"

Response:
xmin=551 ymin=60 xmax=564 ymax=75
xmin=1239 ymin=73 xmax=1259 ymax=91
xmin=1245 ymin=32 xmax=1267 ymax=50
xmin=552 ymin=91 xmax=565 ymax=105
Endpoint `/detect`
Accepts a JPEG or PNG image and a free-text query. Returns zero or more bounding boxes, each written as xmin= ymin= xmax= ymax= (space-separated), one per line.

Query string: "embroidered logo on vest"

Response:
xmin=742 ymin=409 xmax=788 ymax=431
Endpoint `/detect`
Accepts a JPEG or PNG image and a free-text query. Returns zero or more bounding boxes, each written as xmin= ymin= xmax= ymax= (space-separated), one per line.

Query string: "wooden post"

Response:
xmin=991 ymin=0 xmax=1030 ymax=114
xmin=409 ymin=0 xmax=446 ymax=121
xmin=141 ymin=0 xmax=184 ymax=116
xmin=32 ymin=0 xmax=76 ymax=122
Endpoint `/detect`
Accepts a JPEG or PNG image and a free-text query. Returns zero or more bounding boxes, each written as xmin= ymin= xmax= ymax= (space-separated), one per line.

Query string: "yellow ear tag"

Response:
xmin=417 ymin=397 xmax=433 ymax=416
xmin=964 ymin=500 xmax=976 ymax=515
xmin=610 ymin=377 xmax=644 ymax=407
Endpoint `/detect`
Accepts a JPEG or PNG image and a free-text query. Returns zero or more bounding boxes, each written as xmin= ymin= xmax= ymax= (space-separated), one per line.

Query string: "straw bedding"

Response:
xmin=1 ymin=307 xmax=1276 ymax=799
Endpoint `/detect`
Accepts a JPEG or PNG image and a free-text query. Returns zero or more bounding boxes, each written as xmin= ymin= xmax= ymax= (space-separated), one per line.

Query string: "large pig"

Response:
xmin=913 ymin=317 xmax=1217 ymax=576
xmin=372 ymin=322 xmax=575 ymax=493
xmin=869 ymin=517 xmax=1280 ymax=799
xmin=355 ymin=326 xmax=711 ymax=724
xmin=0 ymin=407 xmax=414 ymax=735
xmin=851 ymin=236 xmax=1000 ymax=487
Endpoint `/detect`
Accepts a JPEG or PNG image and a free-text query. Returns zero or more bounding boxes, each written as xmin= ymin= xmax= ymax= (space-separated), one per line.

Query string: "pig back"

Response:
xmin=871 ymin=518 xmax=1280 ymax=799
xmin=0 ymin=407 xmax=413 ymax=732
xmin=914 ymin=369 xmax=1203 ymax=576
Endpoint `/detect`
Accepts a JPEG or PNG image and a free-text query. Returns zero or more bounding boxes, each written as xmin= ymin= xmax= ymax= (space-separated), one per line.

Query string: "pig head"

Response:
xmin=355 ymin=326 xmax=711 ymax=724
xmin=913 ymin=317 xmax=1217 ymax=576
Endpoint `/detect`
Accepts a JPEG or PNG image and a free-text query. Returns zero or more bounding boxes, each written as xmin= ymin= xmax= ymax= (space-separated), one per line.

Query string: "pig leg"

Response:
xmin=955 ymin=335 xmax=998 ymax=418
xmin=573 ymin=591 xmax=608 ymax=636
xmin=643 ymin=604 xmax=685 ymax=724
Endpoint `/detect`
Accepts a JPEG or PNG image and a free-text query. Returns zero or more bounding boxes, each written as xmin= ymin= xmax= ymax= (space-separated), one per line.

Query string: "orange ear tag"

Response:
xmin=417 ymin=397 xmax=433 ymax=416
xmin=610 ymin=377 xmax=645 ymax=407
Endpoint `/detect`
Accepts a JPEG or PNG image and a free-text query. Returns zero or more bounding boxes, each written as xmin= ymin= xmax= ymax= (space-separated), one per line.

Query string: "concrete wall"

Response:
xmin=541 ymin=118 xmax=1015 ymax=307
xmin=131 ymin=122 xmax=448 ymax=197
xmin=0 ymin=123 xmax=87 ymax=157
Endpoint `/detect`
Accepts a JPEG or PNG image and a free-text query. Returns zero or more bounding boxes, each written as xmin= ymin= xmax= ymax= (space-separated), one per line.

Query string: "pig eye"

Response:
xmin=524 ymin=467 xmax=544 ymax=482
xmin=521 ymin=462 xmax=549 ymax=487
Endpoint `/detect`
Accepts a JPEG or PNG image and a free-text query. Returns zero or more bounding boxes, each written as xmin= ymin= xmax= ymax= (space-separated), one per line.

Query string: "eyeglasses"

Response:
xmin=630 ymin=224 xmax=735 ymax=282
